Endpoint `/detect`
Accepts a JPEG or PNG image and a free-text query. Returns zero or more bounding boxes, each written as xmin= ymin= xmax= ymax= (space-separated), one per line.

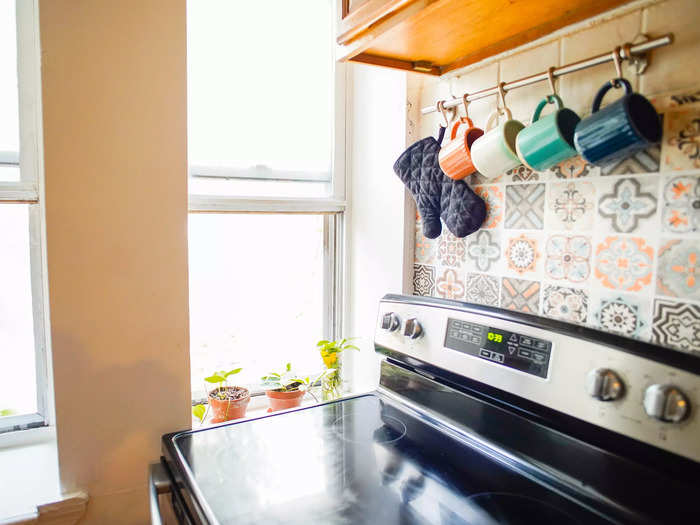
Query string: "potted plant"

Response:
xmin=261 ymin=363 xmax=333 ymax=412
xmin=317 ymin=338 xmax=359 ymax=401
xmin=203 ymin=368 xmax=250 ymax=423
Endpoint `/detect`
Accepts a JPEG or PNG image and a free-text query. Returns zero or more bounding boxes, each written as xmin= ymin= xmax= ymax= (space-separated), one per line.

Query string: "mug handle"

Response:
xmin=450 ymin=117 xmax=474 ymax=140
xmin=485 ymin=107 xmax=512 ymax=131
xmin=591 ymin=78 xmax=632 ymax=113
xmin=531 ymin=94 xmax=564 ymax=123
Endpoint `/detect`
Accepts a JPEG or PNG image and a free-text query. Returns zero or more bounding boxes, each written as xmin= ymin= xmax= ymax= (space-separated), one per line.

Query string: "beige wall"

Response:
xmin=39 ymin=1 xmax=191 ymax=522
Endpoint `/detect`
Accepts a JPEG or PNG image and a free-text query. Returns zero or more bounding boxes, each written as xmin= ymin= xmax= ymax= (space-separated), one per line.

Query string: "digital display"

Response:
xmin=444 ymin=318 xmax=552 ymax=378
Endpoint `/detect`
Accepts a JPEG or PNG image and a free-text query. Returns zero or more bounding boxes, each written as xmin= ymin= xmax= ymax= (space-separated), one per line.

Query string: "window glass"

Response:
xmin=0 ymin=0 xmax=20 ymax=182
xmin=0 ymin=204 xmax=38 ymax=416
xmin=187 ymin=0 xmax=334 ymax=196
xmin=188 ymin=214 xmax=325 ymax=398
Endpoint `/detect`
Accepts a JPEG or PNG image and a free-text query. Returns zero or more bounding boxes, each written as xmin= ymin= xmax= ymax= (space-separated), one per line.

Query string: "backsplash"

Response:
xmin=411 ymin=83 xmax=700 ymax=354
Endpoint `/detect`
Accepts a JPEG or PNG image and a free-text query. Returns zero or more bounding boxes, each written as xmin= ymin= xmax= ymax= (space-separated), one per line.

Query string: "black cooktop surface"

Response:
xmin=166 ymin=394 xmax=613 ymax=524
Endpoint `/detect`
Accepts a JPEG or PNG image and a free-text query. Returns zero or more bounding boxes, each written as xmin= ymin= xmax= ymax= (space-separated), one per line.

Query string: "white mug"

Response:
xmin=470 ymin=108 xmax=524 ymax=179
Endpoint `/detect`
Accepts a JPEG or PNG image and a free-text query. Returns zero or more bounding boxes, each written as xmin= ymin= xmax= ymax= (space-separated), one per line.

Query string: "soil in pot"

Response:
xmin=265 ymin=387 xmax=305 ymax=412
xmin=208 ymin=386 xmax=250 ymax=423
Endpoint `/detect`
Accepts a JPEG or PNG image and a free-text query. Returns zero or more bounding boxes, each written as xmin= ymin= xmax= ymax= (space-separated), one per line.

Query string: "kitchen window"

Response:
xmin=187 ymin=0 xmax=346 ymax=401
xmin=0 ymin=0 xmax=51 ymax=433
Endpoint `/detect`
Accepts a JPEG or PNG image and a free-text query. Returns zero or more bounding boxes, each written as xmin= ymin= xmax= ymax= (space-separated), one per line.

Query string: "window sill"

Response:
xmin=0 ymin=427 xmax=62 ymax=523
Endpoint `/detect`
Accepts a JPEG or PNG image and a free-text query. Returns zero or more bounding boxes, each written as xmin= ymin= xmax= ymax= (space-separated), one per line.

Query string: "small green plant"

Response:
xmin=261 ymin=363 xmax=334 ymax=403
xmin=0 ymin=408 xmax=17 ymax=417
xmin=192 ymin=404 xmax=206 ymax=423
xmin=317 ymin=338 xmax=359 ymax=400
xmin=205 ymin=368 xmax=242 ymax=400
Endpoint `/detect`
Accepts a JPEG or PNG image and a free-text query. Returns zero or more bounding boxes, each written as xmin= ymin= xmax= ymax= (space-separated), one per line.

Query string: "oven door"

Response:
xmin=149 ymin=461 xmax=195 ymax=524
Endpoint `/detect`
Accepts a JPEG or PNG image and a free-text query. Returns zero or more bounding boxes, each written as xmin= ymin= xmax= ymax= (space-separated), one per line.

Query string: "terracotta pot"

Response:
xmin=208 ymin=387 xmax=250 ymax=423
xmin=265 ymin=389 xmax=305 ymax=412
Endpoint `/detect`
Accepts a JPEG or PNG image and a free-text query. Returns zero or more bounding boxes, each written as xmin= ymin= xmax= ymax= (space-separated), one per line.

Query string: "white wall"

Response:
xmin=345 ymin=64 xmax=412 ymax=391
xmin=39 ymin=1 xmax=191 ymax=522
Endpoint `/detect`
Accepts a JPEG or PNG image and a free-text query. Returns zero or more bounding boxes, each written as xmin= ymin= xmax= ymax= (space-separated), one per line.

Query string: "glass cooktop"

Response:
xmin=167 ymin=394 xmax=613 ymax=524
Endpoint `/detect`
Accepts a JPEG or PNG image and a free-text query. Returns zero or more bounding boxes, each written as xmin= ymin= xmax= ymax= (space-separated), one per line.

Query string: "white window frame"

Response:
xmin=187 ymin=1 xmax=349 ymax=395
xmin=0 ymin=0 xmax=53 ymax=434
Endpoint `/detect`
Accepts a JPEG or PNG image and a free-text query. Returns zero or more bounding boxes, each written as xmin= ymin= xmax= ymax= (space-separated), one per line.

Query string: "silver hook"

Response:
xmin=461 ymin=93 xmax=470 ymax=121
xmin=547 ymin=66 xmax=557 ymax=95
xmin=611 ymin=46 xmax=623 ymax=86
xmin=497 ymin=82 xmax=508 ymax=115
xmin=437 ymin=100 xmax=449 ymax=128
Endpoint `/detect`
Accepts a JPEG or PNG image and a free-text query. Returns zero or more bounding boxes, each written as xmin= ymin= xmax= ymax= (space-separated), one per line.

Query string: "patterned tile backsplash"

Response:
xmin=413 ymin=87 xmax=700 ymax=355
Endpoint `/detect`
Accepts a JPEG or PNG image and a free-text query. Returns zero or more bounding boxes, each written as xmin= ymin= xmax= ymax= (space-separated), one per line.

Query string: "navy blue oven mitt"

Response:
xmin=393 ymin=127 xmax=486 ymax=239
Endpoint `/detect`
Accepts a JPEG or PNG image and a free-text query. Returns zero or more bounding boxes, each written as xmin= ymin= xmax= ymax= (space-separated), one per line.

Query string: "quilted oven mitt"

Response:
xmin=393 ymin=131 xmax=486 ymax=239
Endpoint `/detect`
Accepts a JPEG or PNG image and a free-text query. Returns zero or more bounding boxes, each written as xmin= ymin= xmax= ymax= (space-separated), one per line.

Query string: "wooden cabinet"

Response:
xmin=336 ymin=0 xmax=632 ymax=75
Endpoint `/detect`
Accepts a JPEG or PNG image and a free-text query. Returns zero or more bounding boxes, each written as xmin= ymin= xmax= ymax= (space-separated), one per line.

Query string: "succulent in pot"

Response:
xmin=202 ymin=368 xmax=250 ymax=423
xmin=261 ymin=363 xmax=334 ymax=413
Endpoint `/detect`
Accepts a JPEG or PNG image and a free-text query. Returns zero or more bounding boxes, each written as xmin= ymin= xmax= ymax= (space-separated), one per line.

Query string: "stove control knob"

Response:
xmin=586 ymin=368 xmax=624 ymax=401
xmin=381 ymin=312 xmax=401 ymax=332
xmin=403 ymin=318 xmax=423 ymax=340
xmin=643 ymin=384 xmax=690 ymax=423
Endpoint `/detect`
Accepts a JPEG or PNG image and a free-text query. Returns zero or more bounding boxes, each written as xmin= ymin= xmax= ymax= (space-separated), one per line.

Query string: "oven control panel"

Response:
xmin=375 ymin=296 xmax=700 ymax=463
xmin=445 ymin=318 xmax=552 ymax=378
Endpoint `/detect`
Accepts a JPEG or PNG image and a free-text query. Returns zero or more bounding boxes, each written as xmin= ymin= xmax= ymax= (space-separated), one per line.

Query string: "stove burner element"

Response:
xmin=462 ymin=493 xmax=581 ymax=524
xmin=332 ymin=413 xmax=407 ymax=444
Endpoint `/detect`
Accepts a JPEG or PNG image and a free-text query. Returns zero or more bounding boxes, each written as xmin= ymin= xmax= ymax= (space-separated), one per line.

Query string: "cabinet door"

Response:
xmin=337 ymin=0 xmax=411 ymax=45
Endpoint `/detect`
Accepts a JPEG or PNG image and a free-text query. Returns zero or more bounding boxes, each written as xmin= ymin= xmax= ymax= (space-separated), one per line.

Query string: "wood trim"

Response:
xmin=350 ymin=53 xmax=441 ymax=75
xmin=36 ymin=494 xmax=88 ymax=525
xmin=337 ymin=0 xmax=418 ymax=45
xmin=442 ymin=0 xmax=633 ymax=74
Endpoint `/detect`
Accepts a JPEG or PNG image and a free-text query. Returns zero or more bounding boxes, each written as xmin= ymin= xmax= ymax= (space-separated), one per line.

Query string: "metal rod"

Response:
xmin=421 ymin=34 xmax=673 ymax=115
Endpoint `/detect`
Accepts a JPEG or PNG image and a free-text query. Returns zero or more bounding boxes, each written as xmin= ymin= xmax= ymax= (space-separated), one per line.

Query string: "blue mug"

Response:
xmin=573 ymin=78 xmax=661 ymax=166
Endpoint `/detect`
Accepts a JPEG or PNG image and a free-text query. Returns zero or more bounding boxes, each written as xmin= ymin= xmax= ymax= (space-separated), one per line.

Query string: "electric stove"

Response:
xmin=151 ymin=294 xmax=700 ymax=524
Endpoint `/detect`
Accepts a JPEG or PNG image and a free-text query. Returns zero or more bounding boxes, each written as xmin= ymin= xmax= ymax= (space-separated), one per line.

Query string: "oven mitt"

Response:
xmin=393 ymin=128 xmax=486 ymax=239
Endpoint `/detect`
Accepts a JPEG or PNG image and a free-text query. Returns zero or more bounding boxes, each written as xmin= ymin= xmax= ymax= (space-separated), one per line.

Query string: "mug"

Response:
xmin=438 ymin=118 xmax=484 ymax=180
xmin=574 ymin=78 xmax=661 ymax=166
xmin=516 ymin=94 xmax=580 ymax=171
xmin=470 ymin=108 xmax=524 ymax=179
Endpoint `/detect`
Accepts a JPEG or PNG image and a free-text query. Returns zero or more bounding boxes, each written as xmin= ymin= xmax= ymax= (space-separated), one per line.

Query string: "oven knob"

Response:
xmin=643 ymin=384 xmax=690 ymax=423
xmin=381 ymin=312 xmax=401 ymax=332
xmin=403 ymin=318 xmax=423 ymax=339
xmin=586 ymin=368 xmax=624 ymax=401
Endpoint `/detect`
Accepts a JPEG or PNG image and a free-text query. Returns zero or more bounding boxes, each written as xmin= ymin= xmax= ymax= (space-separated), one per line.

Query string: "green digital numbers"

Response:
xmin=487 ymin=332 xmax=503 ymax=343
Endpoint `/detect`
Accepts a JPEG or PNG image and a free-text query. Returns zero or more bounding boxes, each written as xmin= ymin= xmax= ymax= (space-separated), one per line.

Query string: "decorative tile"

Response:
xmin=661 ymin=174 xmax=700 ymax=234
xmin=505 ymin=165 xmax=541 ymax=183
xmin=413 ymin=264 xmax=435 ymax=297
xmin=544 ymin=235 xmax=591 ymax=284
xmin=505 ymin=233 xmax=541 ymax=276
xmin=465 ymin=273 xmax=500 ymax=306
xmin=657 ymin=239 xmax=700 ymax=300
xmin=473 ymin=185 xmax=504 ymax=229
xmin=598 ymin=177 xmax=658 ymax=233
xmin=650 ymin=87 xmax=700 ymax=113
xmin=546 ymin=181 xmax=595 ymax=230
xmin=472 ymin=171 xmax=504 ymax=185
xmin=652 ymin=299 xmax=700 ymax=354
xmin=542 ymin=285 xmax=588 ymax=324
xmin=500 ymin=277 xmax=541 ymax=314
xmin=436 ymin=268 xmax=465 ymax=300
xmin=437 ymin=231 xmax=466 ymax=269
xmin=466 ymin=230 xmax=500 ymax=272
xmin=600 ymin=145 xmax=661 ymax=175
xmin=550 ymin=157 xmax=598 ymax=179
xmin=592 ymin=293 xmax=649 ymax=338
xmin=594 ymin=237 xmax=654 ymax=292
xmin=415 ymin=215 xmax=437 ymax=265
xmin=661 ymin=108 xmax=700 ymax=171
xmin=505 ymin=183 xmax=545 ymax=229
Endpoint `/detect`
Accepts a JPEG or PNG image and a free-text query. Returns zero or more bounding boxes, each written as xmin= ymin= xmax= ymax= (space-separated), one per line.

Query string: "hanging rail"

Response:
xmin=421 ymin=34 xmax=673 ymax=115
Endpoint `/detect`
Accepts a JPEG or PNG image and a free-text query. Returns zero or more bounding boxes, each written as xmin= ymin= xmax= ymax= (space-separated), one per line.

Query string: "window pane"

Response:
xmin=0 ymin=0 xmax=20 ymax=183
xmin=187 ymin=0 xmax=333 ymax=195
xmin=188 ymin=214 xmax=325 ymax=398
xmin=0 ymin=204 xmax=38 ymax=416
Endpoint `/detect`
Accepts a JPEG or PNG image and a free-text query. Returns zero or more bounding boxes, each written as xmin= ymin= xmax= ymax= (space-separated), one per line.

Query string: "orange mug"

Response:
xmin=438 ymin=117 xmax=484 ymax=180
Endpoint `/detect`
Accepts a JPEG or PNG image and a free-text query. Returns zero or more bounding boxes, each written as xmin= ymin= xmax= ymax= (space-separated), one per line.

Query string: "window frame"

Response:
xmin=0 ymin=0 xmax=53 ymax=434
xmin=186 ymin=1 xmax=349 ymax=400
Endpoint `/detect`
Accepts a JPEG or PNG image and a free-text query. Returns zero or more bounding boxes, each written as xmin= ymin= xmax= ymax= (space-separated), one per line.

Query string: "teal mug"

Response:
xmin=516 ymin=94 xmax=580 ymax=171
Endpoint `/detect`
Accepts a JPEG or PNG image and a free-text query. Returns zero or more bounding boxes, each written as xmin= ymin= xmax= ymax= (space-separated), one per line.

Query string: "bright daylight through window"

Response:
xmin=187 ymin=0 xmax=343 ymax=402
xmin=0 ymin=0 xmax=48 ymax=431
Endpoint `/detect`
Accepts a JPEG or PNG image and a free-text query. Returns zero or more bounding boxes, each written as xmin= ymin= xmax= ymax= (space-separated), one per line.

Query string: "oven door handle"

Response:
xmin=149 ymin=462 xmax=172 ymax=525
